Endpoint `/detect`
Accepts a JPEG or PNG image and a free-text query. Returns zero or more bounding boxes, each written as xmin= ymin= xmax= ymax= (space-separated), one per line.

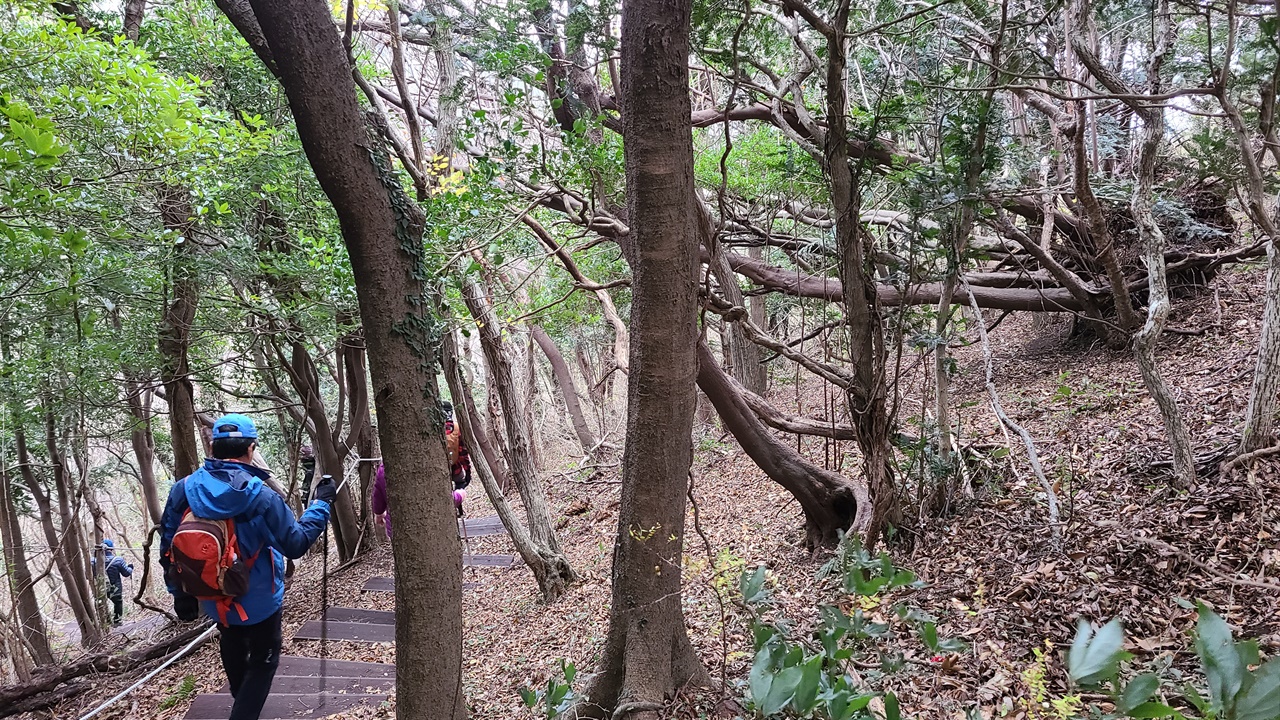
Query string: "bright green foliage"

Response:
xmin=1065 ymin=604 xmax=1279 ymax=720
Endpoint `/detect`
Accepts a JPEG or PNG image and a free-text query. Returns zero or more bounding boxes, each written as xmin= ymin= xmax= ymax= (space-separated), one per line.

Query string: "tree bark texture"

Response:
xmin=158 ymin=188 xmax=202 ymax=480
xmin=585 ymin=0 xmax=708 ymax=714
xmin=122 ymin=0 xmax=146 ymax=41
xmin=232 ymin=1 xmax=464 ymax=717
xmin=444 ymin=332 xmax=574 ymax=601
xmin=461 ymin=279 xmax=568 ymax=559
xmin=531 ymin=325 xmax=601 ymax=457
xmin=0 ymin=464 xmax=55 ymax=667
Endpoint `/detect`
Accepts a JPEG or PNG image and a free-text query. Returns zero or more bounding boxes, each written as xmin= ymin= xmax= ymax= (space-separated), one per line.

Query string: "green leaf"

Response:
xmin=759 ymin=665 xmax=803 ymax=716
xmin=1118 ymin=673 xmax=1160 ymax=713
xmin=518 ymin=687 xmax=538 ymax=707
xmin=740 ymin=567 xmax=768 ymax=605
xmin=790 ymin=656 xmax=822 ymax=714
xmin=1236 ymin=657 xmax=1280 ymax=720
xmin=1195 ymin=602 xmax=1244 ymax=714
xmin=748 ymin=646 xmax=775 ymax=706
xmin=1068 ymin=618 xmax=1126 ymax=686
xmin=885 ymin=692 xmax=902 ymax=720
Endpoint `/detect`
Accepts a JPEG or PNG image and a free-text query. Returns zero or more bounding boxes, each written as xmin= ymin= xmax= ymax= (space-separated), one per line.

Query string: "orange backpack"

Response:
xmin=167 ymin=510 xmax=258 ymax=623
xmin=445 ymin=421 xmax=462 ymax=467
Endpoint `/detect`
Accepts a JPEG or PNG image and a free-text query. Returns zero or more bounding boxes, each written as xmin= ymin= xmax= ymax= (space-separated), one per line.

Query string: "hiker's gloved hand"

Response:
xmin=174 ymin=594 xmax=199 ymax=622
xmin=313 ymin=474 xmax=336 ymax=504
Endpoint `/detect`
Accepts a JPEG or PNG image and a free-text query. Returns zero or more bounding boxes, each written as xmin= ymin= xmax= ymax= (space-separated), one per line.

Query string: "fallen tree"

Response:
xmin=0 ymin=621 xmax=214 ymax=717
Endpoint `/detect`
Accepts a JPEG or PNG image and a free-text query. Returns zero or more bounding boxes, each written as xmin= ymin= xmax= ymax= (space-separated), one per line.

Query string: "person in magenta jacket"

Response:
xmin=370 ymin=463 xmax=391 ymax=539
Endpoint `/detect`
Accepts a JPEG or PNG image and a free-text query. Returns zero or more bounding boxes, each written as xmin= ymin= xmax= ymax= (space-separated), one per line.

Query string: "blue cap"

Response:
xmin=102 ymin=538 xmax=114 ymax=549
xmin=212 ymin=414 xmax=258 ymax=440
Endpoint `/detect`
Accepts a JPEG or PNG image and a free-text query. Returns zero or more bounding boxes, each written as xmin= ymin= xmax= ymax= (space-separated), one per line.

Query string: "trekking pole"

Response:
xmin=319 ymin=475 xmax=332 ymax=701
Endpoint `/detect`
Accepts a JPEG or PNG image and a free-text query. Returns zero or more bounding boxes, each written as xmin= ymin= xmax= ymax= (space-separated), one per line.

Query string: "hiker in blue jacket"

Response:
xmin=159 ymin=414 xmax=334 ymax=720
xmin=95 ymin=539 xmax=133 ymax=625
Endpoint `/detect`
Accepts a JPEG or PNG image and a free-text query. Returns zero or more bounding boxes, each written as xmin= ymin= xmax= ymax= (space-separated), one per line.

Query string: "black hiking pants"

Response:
xmin=218 ymin=609 xmax=282 ymax=720
xmin=107 ymin=585 xmax=123 ymax=625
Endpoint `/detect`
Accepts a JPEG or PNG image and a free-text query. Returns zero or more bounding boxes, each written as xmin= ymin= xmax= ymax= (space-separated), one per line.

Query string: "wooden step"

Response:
xmin=362 ymin=575 xmax=485 ymax=593
xmin=322 ymin=606 xmax=396 ymax=625
xmin=361 ymin=576 xmax=395 ymax=593
xmin=274 ymin=654 xmax=395 ymax=679
xmin=459 ymin=515 xmax=504 ymax=536
xmin=217 ymin=674 xmax=394 ymax=694
xmin=463 ymin=553 xmax=517 ymax=567
xmin=184 ymin=692 xmax=385 ymax=719
xmin=293 ymin=619 xmax=396 ymax=644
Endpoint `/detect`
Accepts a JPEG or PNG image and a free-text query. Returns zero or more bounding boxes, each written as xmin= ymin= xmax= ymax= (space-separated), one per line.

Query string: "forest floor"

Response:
xmin=32 ymin=262 xmax=1280 ymax=720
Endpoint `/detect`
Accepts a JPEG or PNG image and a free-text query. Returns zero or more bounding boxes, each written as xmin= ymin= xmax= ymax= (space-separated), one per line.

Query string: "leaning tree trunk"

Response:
xmin=47 ymin=414 xmax=105 ymax=631
xmin=531 ymin=325 xmax=600 ymax=458
xmin=124 ymin=381 xmax=163 ymax=526
xmin=583 ymin=1 xmax=709 ymax=715
xmin=158 ymin=188 xmax=203 ymax=480
xmin=461 ymin=280 xmax=571 ymax=565
xmin=444 ymin=332 xmax=574 ymax=601
xmin=13 ymin=425 xmax=98 ymax=648
xmin=0 ymin=463 xmax=55 ymax=666
xmin=229 ymin=2 xmax=464 ymax=718
xmin=696 ymin=341 xmax=864 ymax=545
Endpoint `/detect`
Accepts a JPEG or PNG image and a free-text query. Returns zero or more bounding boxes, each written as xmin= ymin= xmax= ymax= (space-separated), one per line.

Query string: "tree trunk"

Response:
xmin=454 ymin=342 xmax=513 ymax=492
xmin=158 ymin=188 xmax=203 ymax=480
xmin=13 ymin=424 xmax=97 ymax=648
xmin=584 ymin=1 xmax=708 ymax=715
xmin=710 ymin=248 xmax=768 ymax=396
xmin=462 ymin=279 xmax=569 ymax=560
xmin=444 ymin=332 xmax=574 ymax=601
xmin=531 ymin=325 xmax=600 ymax=457
xmin=272 ymin=337 xmax=362 ymax=561
xmin=696 ymin=341 xmax=863 ymax=545
xmin=124 ymin=382 xmax=163 ymax=526
xmin=46 ymin=413 xmax=105 ymax=634
xmin=122 ymin=0 xmax=146 ymax=41
xmin=823 ymin=2 xmax=899 ymax=547
xmin=230 ymin=2 xmax=464 ymax=716
xmin=0 ymin=463 xmax=55 ymax=666
xmin=1121 ymin=2 xmax=1195 ymax=484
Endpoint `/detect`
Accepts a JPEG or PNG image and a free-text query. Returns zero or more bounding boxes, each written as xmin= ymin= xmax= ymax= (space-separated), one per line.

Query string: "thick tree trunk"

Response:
xmin=462 ymin=279 xmax=569 ymax=561
xmin=158 ymin=188 xmax=202 ymax=480
xmin=584 ymin=1 xmax=708 ymax=715
xmin=1241 ymin=247 xmax=1280 ymax=451
xmin=531 ymin=325 xmax=600 ymax=457
xmin=696 ymin=341 xmax=863 ymax=545
xmin=122 ymin=0 xmax=146 ymax=41
xmin=0 ymin=464 xmax=55 ymax=667
xmin=444 ymin=332 xmax=574 ymax=601
xmin=230 ymin=2 xmax=464 ymax=717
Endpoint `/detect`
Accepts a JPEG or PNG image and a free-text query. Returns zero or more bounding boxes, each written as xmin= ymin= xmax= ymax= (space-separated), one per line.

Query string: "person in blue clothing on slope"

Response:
xmin=160 ymin=414 xmax=334 ymax=720
xmin=96 ymin=539 xmax=133 ymax=625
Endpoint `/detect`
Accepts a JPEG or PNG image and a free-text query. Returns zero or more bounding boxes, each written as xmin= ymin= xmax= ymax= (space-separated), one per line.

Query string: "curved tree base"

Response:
xmin=695 ymin=340 xmax=864 ymax=546
xmin=578 ymin=616 xmax=710 ymax=719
